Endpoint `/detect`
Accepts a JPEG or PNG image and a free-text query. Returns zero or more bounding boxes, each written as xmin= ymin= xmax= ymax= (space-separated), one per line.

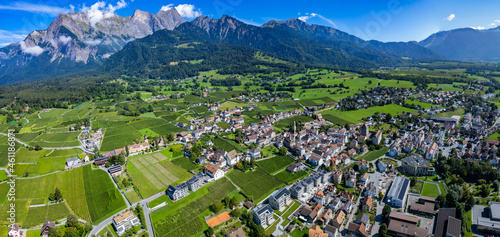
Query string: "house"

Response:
xmin=290 ymin=183 xmax=305 ymax=199
xmin=426 ymin=142 xmax=439 ymax=160
xmin=112 ymin=211 xmax=141 ymax=235
xmin=205 ymin=163 xmax=224 ymax=180
xmin=287 ymin=162 xmax=305 ymax=173
xmin=248 ymin=148 xmax=261 ymax=159
xmin=252 ymin=204 xmax=275 ymax=228
xmin=377 ymin=160 xmax=387 ymax=172
xmin=331 ymin=210 xmax=346 ymax=228
xmin=66 ymin=157 xmax=81 ymax=168
xmin=268 ymin=188 xmax=292 ymax=212
xmin=8 ymin=225 xmax=21 ymax=237
xmin=372 ymin=130 xmax=383 ymax=145
xmin=355 ymin=213 xmax=370 ymax=226
xmin=225 ymin=150 xmax=239 ymax=166
xmin=41 ymin=221 xmax=56 ymax=237
xmin=332 ymin=170 xmax=343 ymax=183
xmin=387 ymin=213 xmax=428 ymax=237
xmin=187 ymin=173 xmax=206 ymax=192
xmin=345 ymin=176 xmax=356 ymax=188
xmin=346 ymin=222 xmax=368 ymax=237
xmin=401 ymin=155 xmax=435 ymax=176
xmin=359 ymin=173 xmax=369 ymax=186
xmin=108 ymin=165 xmax=123 ymax=177
xmin=317 ymin=209 xmax=333 ymax=226
xmin=357 ymin=159 xmax=368 ymax=171
xmin=361 ymin=195 xmax=373 ymax=212
xmin=434 ymin=208 xmax=461 ymax=237
xmin=166 ymin=183 xmax=189 ymax=201
xmin=324 ymin=225 xmax=338 ymax=237
xmin=309 ymin=225 xmax=329 ymax=237
xmin=226 ymin=227 xmax=246 ymax=237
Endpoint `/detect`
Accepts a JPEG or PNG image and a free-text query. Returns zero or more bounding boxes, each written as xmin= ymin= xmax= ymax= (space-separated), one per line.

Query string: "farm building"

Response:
xmin=386 ymin=176 xmax=410 ymax=208
xmin=94 ymin=156 xmax=110 ymax=166
xmin=41 ymin=221 xmax=56 ymax=237
xmin=108 ymin=165 xmax=123 ymax=177
xmin=8 ymin=225 xmax=21 ymax=237
xmin=112 ymin=211 xmax=141 ymax=235
xmin=66 ymin=157 xmax=81 ymax=168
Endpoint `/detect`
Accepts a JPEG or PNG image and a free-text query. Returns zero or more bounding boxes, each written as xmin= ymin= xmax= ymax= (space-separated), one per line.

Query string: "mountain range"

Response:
xmin=0 ymin=7 xmax=497 ymax=84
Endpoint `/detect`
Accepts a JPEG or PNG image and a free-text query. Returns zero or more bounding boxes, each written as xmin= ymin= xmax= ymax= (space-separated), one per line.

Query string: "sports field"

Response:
xmin=128 ymin=152 xmax=193 ymax=198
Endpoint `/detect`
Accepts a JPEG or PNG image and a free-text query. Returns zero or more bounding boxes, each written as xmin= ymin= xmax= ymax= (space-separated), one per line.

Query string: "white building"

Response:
xmin=268 ymin=188 xmax=292 ymax=212
xmin=113 ymin=211 xmax=141 ymax=235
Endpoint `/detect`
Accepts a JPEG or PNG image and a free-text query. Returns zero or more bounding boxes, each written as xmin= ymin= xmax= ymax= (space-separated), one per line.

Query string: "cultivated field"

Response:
xmin=128 ymin=152 xmax=193 ymax=198
xmin=257 ymin=156 xmax=295 ymax=174
xmin=151 ymin=178 xmax=236 ymax=237
xmin=227 ymin=168 xmax=284 ymax=202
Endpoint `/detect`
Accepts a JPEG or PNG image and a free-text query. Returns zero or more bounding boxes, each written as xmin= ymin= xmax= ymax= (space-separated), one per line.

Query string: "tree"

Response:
xmin=410 ymin=176 xmax=417 ymax=187
xmin=480 ymin=184 xmax=491 ymax=197
xmin=278 ymin=147 xmax=287 ymax=155
xmin=204 ymin=227 xmax=214 ymax=237
xmin=54 ymin=187 xmax=63 ymax=201
xmin=66 ymin=213 xmax=79 ymax=228
xmin=437 ymin=194 xmax=446 ymax=205
xmin=231 ymin=208 xmax=241 ymax=218
xmin=48 ymin=193 xmax=56 ymax=202
xmin=493 ymin=180 xmax=500 ymax=192
xmin=379 ymin=223 xmax=388 ymax=236
xmin=48 ymin=227 xmax=61 ymax=237
xmin=125 ymin=145 xmax=129 ymax=156
xmin=84 ymin=222 xmax=93 ymax=233
xmin=382 ymin=205 xmax=391 ymax=222
xmin=211 ymin=202 xmax=223 ymax=213
xmin=229 ymin=197 xmax=238 ymax=207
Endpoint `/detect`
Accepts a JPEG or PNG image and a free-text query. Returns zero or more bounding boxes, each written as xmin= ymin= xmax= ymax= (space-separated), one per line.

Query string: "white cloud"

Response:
xmin=297 ymin=13 xmax=336 ymax=27
xmin=19 ymin=41 xmax=44 ymax=56
xmin=81 ymin=0 xmax=128 ymax=27
xmin=0 ymin=30 xmax=27 ymax=48
xmin=58 ymin=35 xmax=72 ymax=45
xmin=489 ymin=20 xmax=500 ymax=26
xmin=161 ymin=4 xmax=202 ymax=18
xmin=84 ymin=39 xmax=103 ymax=46
xmin=446 ymin=14 xmax=455 ymax=21
xmin=471 ymin=26 xmax=486 ymax=30
xmin=0 ymin=2 xmax=71 ymax=16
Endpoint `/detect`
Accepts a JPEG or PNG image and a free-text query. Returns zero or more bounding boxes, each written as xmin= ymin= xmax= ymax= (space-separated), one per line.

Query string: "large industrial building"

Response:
xmin=386 ymin=176 xmax=410 ymax=208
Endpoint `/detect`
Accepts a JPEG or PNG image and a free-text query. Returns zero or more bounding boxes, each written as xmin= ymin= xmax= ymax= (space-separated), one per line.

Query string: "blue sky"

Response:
xmin=1 ymin=0 xmax=500 ymax=46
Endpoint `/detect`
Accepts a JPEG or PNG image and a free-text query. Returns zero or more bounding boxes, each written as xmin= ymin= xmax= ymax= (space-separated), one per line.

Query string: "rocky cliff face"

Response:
xmin=0 ymin=8 xmax=186 ymax=83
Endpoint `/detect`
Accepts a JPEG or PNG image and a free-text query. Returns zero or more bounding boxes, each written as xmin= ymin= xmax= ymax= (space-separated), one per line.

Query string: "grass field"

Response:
xmin=100 ymin=119 xmax=184 ymax=151
xmin=0 ymin=165 xmax=125 ymax=226
xmin=22 ymin=203 xmax=70 ymax=227
xmin=28 ymin=132 xmax=81 ymax=147
xmin=128 ymin=152 xmax=193 ymax=198
xmin=151 ymin=178 xmax=237 ymax=237
xmin=322 ymin=105 xmax=416 ymax=124
xmin=273 ymin=116 xmax=314 ymax=131
xmin=421 ymin=182 xmax=441 ymax=198
xmin=357 ymin=147 xmax=389 ymax=161
xmin=227 ymin=168 xmax=284 ymax=202
xmin=256 ymin=156 xmax=295 ymax=174
xmin=274 ymin=170 xmax=309 ymax=184
xmin=213 ymin=137 xmax=245 ymax=153
xmin=171 ymin=157 xmax=200 ymax=172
